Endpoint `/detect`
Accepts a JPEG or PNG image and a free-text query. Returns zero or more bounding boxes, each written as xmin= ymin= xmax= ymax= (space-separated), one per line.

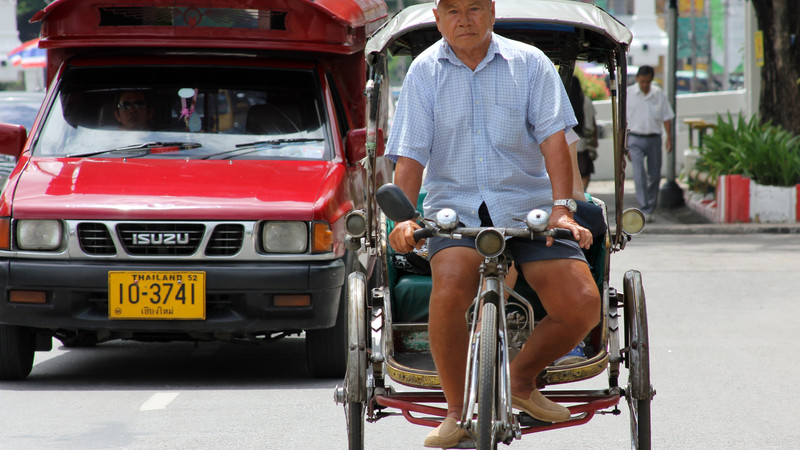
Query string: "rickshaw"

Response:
xmin=333 ymin=1 xmax=653 ymax=448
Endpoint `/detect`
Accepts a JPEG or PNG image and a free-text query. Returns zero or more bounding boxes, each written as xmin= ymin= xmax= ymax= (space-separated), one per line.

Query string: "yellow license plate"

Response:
xmin=108 ymin=271 xmax=206 ymax=320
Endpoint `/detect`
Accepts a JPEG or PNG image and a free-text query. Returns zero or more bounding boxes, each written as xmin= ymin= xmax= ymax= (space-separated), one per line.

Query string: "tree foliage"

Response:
xmin=16 ymin=0 xmax=47 ymax=42
xmin=750 ymin=1 xmax=800 ymax=136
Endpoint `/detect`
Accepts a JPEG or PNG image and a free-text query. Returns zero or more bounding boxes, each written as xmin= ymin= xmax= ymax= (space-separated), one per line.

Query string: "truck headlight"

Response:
xmin=261 ymin=221 xmax=308 ymax=253
xmin=17 ymin=220 xmax=63 ymax=250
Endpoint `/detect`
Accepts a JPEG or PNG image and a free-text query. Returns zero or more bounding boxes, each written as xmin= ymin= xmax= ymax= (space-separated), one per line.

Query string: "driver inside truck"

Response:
xmin=113 ymin=90 xmax=154 ymax=131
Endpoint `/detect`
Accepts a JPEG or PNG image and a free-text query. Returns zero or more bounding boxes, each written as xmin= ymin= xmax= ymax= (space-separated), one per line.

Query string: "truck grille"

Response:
xmin=206 ymin=224 xmax=245 ymax=256
xmin=116 ymin=223 xmax=205 ymax=256
xmin=77 ymin=223 xmax=116 ymax=255
xmin=63 ymin=220 xmax=321 ymax=261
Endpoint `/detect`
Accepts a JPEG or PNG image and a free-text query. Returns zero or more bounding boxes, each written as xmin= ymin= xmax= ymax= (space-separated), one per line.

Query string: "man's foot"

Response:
xmin=511 ymin=389 xmax=571 ymax=423
xmin=554 ymin=341 xmax=587 ymax=366
xmin=423 ymin=417 xmax=471 ymax=448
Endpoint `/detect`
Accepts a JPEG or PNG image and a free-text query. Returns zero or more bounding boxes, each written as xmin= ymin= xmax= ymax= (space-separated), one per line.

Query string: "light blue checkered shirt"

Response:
xmin=386 ymin=34 xmax=577 ymax=228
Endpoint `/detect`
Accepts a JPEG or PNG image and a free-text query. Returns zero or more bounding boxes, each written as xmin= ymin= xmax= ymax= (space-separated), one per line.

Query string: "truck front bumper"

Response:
xmin=0 ymin=258 xmax=345 ymax=337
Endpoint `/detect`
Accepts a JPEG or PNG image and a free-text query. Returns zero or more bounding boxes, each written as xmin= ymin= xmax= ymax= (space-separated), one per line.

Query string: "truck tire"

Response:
xmin=0 ymin=325 xmax=35 ymax=380
xmin=306 ymin=252 xmax=356 ymax=378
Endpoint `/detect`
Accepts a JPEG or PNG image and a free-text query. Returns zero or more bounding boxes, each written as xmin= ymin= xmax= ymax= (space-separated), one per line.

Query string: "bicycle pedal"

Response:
xmin=517 ymin=411 xmax=553 ymax=427
xmin=451 ymin=439 xmax=476 ymax=449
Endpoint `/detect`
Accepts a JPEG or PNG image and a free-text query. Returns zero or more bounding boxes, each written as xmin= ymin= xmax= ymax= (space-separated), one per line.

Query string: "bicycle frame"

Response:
xmin=460 ymin=255 xmax=520 ymax=445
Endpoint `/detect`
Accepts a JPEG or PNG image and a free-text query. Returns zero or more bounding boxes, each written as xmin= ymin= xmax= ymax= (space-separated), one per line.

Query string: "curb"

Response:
xmin=639 ymin=223 xmax=800 ymax=235
xmin=592 ymin=180 xmax=800 ymax=235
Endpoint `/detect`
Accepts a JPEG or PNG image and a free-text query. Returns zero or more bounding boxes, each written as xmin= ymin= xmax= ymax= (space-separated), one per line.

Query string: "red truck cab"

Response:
xmin=0 ymin=0 xmax=388 ymax=379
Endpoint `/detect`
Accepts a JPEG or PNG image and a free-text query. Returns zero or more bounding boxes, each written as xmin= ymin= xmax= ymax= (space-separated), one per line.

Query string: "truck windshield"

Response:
xmin=33 ymin=65 xmax=329 ymax=160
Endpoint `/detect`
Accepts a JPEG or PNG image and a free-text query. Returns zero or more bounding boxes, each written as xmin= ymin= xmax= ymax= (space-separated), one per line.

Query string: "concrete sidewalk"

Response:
xmin=586 ymin=179 xmax=800 ymax=234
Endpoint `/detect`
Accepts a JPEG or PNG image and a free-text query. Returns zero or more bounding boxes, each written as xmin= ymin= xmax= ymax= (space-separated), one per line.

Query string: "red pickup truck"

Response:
xmin=0 ymin=0 xmax=389 ymax=379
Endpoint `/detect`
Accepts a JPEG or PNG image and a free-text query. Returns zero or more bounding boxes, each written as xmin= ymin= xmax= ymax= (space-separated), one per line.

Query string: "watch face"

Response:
xmin=554 ymin=199 xmax=577 ymax=212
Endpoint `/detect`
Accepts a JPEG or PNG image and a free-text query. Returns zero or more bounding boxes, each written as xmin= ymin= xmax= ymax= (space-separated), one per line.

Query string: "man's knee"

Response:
xmin=429 ymin=248 xmax=481 ymax=308
xmin=573 ymin=288 xmax=601 ymax=332
xmin=542 ymin=277 xmax=600 ymax=329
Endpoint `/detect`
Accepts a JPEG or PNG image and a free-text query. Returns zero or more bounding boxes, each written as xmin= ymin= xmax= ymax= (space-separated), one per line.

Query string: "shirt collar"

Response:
xmin=437 ymin=33 xmax=506 ymax=71
xmin=633 ymin=83 xmax=653 ymax=97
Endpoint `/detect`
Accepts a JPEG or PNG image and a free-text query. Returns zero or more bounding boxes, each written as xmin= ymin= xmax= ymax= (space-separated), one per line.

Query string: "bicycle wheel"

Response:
xmin=346 ymin=401 xmax=364 ymax=450
xmin=344 ymin=272 xmax=368 ymax=450
xmin=623 ymin=270 xmax=652 ymax=450
xmin=477 ymin=302 xmax=498 ymax=450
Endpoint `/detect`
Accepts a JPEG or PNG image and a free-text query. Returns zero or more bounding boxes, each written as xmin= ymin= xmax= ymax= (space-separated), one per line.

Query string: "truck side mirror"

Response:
xmin=345 ymin=128 xmax=385 ymax=164
xmin=0 ymin=124 xmax=27 ymax=159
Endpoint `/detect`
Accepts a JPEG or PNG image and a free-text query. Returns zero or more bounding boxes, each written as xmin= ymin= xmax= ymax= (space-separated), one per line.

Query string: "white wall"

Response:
xmin=591 ymin=89 xmax=747 ymax=180
xmin=0 ymin=0 xmax=21 ymax=83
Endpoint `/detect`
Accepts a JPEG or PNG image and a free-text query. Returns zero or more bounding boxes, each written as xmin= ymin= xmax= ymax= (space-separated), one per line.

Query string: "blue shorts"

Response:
xmin=427 ymin=203 xmax=587 ymax=265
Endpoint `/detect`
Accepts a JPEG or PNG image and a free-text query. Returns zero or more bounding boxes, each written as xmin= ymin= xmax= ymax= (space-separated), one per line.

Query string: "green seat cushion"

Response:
xmin=388 ymin=189 xmax=432 ymax=323
xmin=392 ymin=274 xmax=432 ymax=323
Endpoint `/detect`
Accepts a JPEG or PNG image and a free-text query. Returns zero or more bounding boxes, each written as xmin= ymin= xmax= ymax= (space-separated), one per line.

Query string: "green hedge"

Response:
xmin=696 ymin=113 xmax=800 ymax=187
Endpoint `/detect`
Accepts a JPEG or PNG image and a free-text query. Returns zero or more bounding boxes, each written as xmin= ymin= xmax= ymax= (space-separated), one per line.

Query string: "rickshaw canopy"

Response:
xmin=366 ymin=0 xmax=631 ymax=66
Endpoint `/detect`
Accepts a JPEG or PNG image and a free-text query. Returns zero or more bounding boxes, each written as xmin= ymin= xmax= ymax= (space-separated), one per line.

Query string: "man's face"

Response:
xmin=434 ymin=0 xmax=495 ymax=57
xmin=114 ymin=91 xmax=152 ymax=130
xmin=636 ymin=74 xmax=654 ymax=94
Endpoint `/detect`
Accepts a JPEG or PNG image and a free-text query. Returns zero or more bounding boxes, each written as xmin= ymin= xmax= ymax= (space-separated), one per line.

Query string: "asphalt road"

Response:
xmin=1 ymin=234 xmax=798 ymax=449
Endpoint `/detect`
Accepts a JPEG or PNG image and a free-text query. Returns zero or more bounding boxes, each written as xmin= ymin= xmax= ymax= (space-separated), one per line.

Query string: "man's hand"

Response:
xmin=388 ymin=220 xmax=423 ymax=254
xmin=548 ymin=207 xmax=593 ymax=250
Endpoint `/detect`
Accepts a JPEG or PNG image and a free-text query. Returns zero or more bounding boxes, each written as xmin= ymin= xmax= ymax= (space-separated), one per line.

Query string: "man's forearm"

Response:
xmin=393 ymin=156 xmax=425 ymax=207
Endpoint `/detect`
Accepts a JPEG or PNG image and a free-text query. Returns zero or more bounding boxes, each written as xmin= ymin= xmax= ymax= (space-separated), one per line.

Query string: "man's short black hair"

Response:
xmin=637 ymin=65 xmax=655 ymax=77
xmin=113 ymin=89 xmax=151 ymax=108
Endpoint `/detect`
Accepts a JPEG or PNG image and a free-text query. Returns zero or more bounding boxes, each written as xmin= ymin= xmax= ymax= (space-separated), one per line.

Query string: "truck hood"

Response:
xmin=9 ymin=158 xmax=345 ymax=220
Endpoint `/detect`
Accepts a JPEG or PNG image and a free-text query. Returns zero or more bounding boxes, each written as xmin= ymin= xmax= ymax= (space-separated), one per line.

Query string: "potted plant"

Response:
xmin=695 ymin=113 xmax=800 ymax=223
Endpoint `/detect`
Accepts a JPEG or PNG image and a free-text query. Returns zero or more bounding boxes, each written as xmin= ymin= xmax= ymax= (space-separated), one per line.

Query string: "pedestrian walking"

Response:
xmin=626 ymin=65 xmax=674 ymax=222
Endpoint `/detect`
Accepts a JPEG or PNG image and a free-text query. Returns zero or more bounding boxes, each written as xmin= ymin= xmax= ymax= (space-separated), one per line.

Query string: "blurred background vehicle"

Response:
xmin=0 ymin=90 xmax=45 ymax=182
xmin=0 ymin=90 xmax=44 ymax=130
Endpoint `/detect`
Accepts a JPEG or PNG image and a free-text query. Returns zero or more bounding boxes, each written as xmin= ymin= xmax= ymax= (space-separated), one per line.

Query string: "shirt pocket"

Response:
xmin=487 ymin=104 xmax=526 ymax=151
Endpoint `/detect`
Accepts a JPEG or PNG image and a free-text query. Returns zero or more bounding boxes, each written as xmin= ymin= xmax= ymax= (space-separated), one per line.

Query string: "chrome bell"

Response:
xmin=525 ymin=209 xmax=549 ymax=232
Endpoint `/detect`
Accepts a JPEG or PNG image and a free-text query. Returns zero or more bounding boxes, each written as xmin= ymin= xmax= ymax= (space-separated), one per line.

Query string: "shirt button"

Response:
xmin=477 ymin=130 xmax=482 ymax=134
xmin=479 ymin=158 xmax=483 ymax=162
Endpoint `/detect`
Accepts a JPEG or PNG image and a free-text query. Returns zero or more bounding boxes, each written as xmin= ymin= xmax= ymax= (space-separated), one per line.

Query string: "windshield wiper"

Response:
xmin=66 ymin=141 xmax=202 ymax=158
xmin=234 ymin=138 xmax=324 ymax=149
xmin=202 ymin=138 xmax=324 ymax=160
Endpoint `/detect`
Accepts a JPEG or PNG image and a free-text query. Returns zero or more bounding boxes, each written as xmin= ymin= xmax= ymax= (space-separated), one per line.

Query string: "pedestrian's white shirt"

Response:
xmin=626 ymin=83 xmax=674 ymax=135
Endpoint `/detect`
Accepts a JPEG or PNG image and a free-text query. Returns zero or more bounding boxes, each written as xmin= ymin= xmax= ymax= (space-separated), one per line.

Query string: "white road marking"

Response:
xmin=140 ymin=392 xmax=180 ymax=411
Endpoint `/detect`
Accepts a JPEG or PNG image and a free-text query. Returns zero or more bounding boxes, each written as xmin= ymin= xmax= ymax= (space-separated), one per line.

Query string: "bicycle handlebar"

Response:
xmin=411 ymin=225 xmax=574 ymax=242
xmin=412 ymin=227 xmax=437 ymax=242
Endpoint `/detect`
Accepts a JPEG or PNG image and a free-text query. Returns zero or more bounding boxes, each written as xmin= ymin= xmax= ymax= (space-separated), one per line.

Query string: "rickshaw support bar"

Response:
xmin=374 ymin=390 xmax=620 ymax=431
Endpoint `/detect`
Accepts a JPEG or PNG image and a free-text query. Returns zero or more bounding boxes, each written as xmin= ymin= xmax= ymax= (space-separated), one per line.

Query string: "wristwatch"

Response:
xmin=553 ymin=198 xmax=578 ymax=213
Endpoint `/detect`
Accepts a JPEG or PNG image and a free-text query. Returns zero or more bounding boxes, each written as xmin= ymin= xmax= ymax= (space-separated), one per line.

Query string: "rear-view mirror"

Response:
xmin=376 ymin=183 xmax=419 ymax=223
xmin=345 ymin=128 xmax=385 ymax=164
xmin=0 ymin=123 xmax=27 ymax=158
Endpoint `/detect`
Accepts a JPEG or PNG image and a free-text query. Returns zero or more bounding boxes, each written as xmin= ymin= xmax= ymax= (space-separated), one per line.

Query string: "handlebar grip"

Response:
xmin=413 ymin=227 xmax=436 ymax=242
xmin=552 ymin=228 xmax=575 ymax=240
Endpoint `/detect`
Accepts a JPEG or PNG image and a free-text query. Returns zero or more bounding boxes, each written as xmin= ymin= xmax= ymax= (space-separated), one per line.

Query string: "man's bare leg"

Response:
xmin=509 ymin=258 xmax=600 ymax=397
xmin=428 ymin=246 xmax=483 ymax=419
